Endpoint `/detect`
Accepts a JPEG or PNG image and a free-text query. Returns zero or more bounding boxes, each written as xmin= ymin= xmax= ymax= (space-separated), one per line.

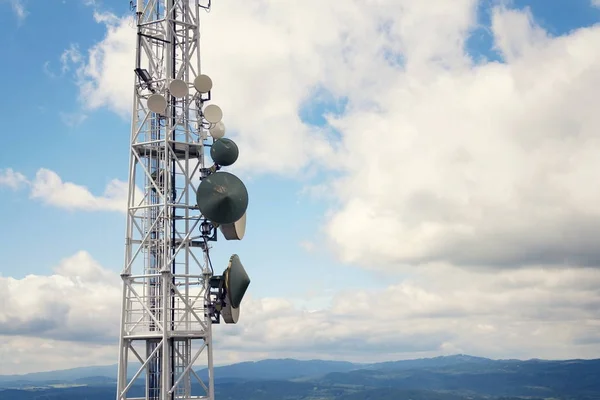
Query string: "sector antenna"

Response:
xmin=116 ymin=1 xmax=251 ymax=399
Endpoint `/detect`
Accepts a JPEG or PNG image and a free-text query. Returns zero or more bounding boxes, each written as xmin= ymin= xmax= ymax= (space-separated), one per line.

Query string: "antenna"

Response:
xmin=116 ymin=2 xmax=251 ymax=400
xmin=209 ymin=121 xmax=226 ymax=139
xmin=169 ymin=79 xmax=189 ymax=98
xmin=204 ymin=104 xmax=223 ymax=124
xmin=194 ymin=74 xmax=213 ymax=93
xmin=147 ymin=93 xmax=167 ymax=114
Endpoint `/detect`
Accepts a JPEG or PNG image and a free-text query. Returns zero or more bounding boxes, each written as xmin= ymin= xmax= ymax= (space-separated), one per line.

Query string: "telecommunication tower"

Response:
xmin=116 ymin=1 xmax=251 ymax=399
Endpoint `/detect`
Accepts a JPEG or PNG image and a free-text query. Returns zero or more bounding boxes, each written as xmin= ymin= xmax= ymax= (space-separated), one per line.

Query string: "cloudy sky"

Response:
xmin=1 ymin=0 xmax=600 ymax=375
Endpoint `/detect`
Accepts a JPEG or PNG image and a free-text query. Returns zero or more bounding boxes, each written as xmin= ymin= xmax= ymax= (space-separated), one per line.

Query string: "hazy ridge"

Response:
xmin=2 ymin=354 xmax=600 ymax=400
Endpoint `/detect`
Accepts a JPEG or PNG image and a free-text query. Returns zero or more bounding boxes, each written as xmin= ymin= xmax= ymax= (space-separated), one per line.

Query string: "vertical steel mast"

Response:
xmin=116 ymin=0 xmax=238 ymax=399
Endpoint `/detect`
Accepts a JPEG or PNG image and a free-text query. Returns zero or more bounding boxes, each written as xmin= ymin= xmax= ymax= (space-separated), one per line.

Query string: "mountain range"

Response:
xmin=2 ymin=354 xmax=600 ymax=400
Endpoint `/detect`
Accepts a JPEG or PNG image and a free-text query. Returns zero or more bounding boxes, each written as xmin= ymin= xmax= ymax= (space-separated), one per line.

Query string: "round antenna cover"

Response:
xmin=209 ymin=121 xmax=226 ymax=139
xmin=194 ymin=74 xmax=213 ymax=93
xmin=225 ymin=254 xmax=250 ymax=309
xmin=220 ymin=212 xmax=246 ymax=240
xmin=221 ymin=301 xmax=240 ymax=324
xmin=204 ymin=104 xmax=223 ymax=124
xmin=210 ymin=138 xmax=239 ymax=166
xmin=169 ymin=79 xmax=189 ymax=98
xmin=147 ymin=94 xmax=167 ymax=114
xmin=196 ymin=172 xmax=248 ymax=225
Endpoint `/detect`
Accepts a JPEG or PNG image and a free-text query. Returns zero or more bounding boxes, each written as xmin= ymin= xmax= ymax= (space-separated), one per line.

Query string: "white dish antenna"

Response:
xmin=194 ymin=74 xmax=213 ymax=93
xmin=147 ymin=94 xmax=167 ymax=114
xmin=169 ymin=79 xmax=189 ymax=98
xmin=209 ymin=121 xmax=225 ymax=139
xmin=220 ymin=212 xmax=246 ymax=241
xmin=204 ymin=104 xmax=223 ymax=124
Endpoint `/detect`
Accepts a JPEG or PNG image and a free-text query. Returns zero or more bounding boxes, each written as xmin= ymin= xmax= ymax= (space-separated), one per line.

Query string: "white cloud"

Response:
xmin=30 ymin=169 xmax=129 ymax=212
xmin=592 ymin=0 xmax=600 ymax=8
xmin=1 ymin=252 xmax=599 ymax=374
xmin=8 ymin=0 xmax=27 ymax=21
xmin=60 ymin=43 xmax=83 ymax=74
xmin=42 ymin=61 xmax=58 ymax=78
xmin=0 ymin=251 xmax=120 ymax=374
xmin=66 ymin=2 xmax=600 ymax=271
xmin=0 ymin=167 xmax=130 ymax=212
xmin=73 ymin=12 xmax=136 ymax=117
xmin=324 ymin=7 xmax=600 ymax=270
xmin=222 ymin=264 xmax=600 ymax=362
xmin=0 ymin=168 xmax=28 ymax=190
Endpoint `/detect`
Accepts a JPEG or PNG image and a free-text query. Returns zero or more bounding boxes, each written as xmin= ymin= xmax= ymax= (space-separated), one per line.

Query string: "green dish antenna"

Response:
xmin=224 ymin=254 xmax=250 ymax=309
xmin=196 ymin=171 xmax=248 ymax=225
xmin=210 ymin=138 xmax=239 ymax=166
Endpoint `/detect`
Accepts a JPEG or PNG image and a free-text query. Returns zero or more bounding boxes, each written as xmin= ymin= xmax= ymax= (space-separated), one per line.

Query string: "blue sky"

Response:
xmin=1 ymin=0 xmax=600 ymax=374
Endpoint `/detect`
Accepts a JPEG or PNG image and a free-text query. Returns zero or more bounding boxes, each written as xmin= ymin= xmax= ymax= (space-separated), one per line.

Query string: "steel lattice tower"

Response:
xmin=116 ymin=1 xmax=249 ymax=399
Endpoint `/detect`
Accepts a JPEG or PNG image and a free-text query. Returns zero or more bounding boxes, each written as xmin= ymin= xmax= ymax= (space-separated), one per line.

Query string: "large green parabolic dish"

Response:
xmin=196 ymin=171 xmax=249 ymax=225
xmin=225 ymin=254 xmax=251 ymax=309
xmin=210 ymin=138 xmax=239 ymax=166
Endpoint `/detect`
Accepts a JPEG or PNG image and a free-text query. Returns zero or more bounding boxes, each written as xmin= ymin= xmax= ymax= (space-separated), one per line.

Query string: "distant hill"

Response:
xmin=196 ymin=358 xmax=359 ymax=381
xmin=1 ymin=355 xmax=490 ymax=385
xmin=0 ymin=364 xmax=118 ymax=384
xmin=0 ymin=359 xmax=359 ymax=387
xmin=3 ymin=354 xmax=600 ymax=400
xmin=316 ymin=357 xmax=600 ymax=398
xmin=364 ymin=354 xmax=494 ymax=371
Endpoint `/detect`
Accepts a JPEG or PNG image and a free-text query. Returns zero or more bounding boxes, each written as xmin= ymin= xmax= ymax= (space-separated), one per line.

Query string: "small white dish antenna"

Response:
xmin=169 ymin=79 xmax=189 ymax=98
xmin=220 ymin=212 xmax=246 ymax=240
xmin=209 ymin=121 xmax=225 ymax=139
xmin=204 ymin=104 xmax=223 ymax=124
xmin=147 ymin=94 xmax=167 ymax=114
xmin=194 ymin=74 xmax=213 ymax=93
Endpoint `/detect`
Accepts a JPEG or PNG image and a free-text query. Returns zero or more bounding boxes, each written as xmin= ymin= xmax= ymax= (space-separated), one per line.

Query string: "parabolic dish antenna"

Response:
xmin=147 ymin=94 xmax=167 ymax=114
xmin=169 ymin=79 xmax=189 ymax=98
xmin=209 ymin=121 xmax=226 ymax=139
xmin=220 ymin=212 xmax=246 ymax=241
xmin=194 ymin=74 xmax=213 ymax=93
xmin=210 ymin=138 xmax=239 ymax=166
xmin=196 ymin=171 xmax=248 ymax=225
xmin=224 ymin=254 xmax=250 ymax=309
xmin=204 ymin=104 xmax=223 ymax=124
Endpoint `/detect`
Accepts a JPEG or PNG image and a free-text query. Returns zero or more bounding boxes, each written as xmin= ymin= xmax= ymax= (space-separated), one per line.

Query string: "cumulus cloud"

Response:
xmin=0 ymin=168 xmax=28 ymax=189
xmin=2 ymin=251 xmax=599 ymax=374
xmin=325 ymin=7 xmax=600 ymax=270
xmin=30 ymin=169 xmax=130 ymax=212
xmin=0 ymin=251 xmax=120 ymax=365
xmin=62 ymin=2 xmax=600 ymax=271
xmin=0 ymin=167 xmax=130 ymax=212
xmin=68 ymin=12 xmax=136 ymax=118
xmin=218 ymin=264 xmax=600 ymax=363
